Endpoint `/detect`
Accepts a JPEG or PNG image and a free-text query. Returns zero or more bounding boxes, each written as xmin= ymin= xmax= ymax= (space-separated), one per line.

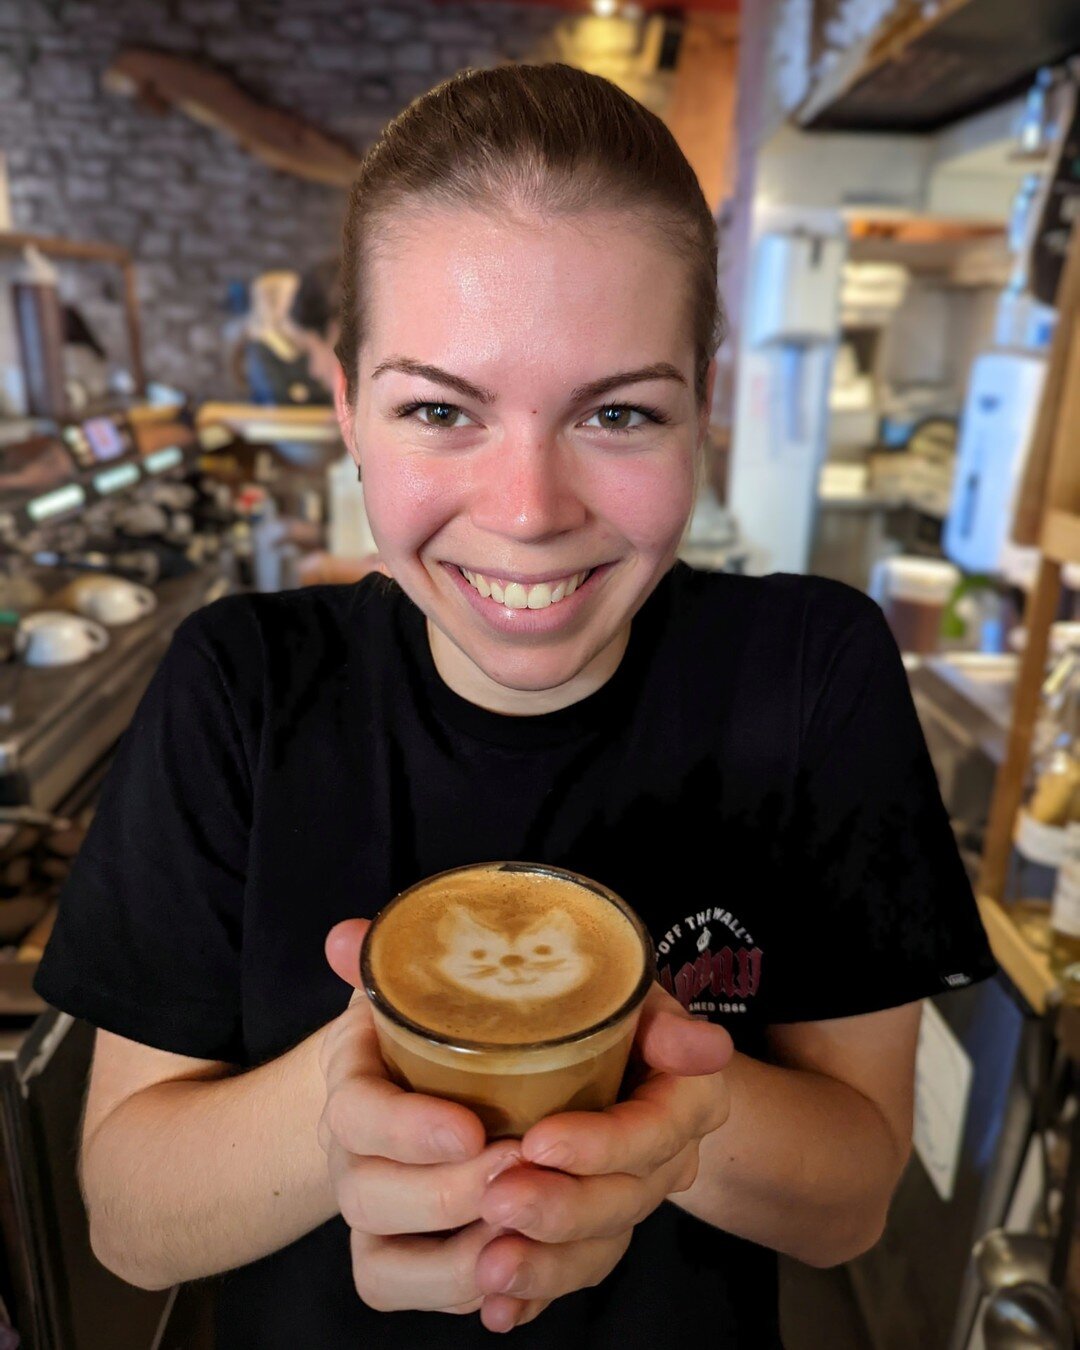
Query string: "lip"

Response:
xmin=442 ymin=561 xmax=613 ymax=635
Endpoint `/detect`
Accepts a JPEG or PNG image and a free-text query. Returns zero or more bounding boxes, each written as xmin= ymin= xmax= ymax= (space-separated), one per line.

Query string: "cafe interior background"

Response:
xmin=5 ymin=0 xmax=1080 ymax=1346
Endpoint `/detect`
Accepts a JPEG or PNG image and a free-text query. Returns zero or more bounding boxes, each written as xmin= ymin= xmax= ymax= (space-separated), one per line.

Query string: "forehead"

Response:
xmin=363 ymin=208 xmax=693 ymax=381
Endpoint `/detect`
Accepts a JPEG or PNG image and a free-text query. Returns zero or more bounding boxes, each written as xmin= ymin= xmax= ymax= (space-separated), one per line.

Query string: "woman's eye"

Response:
xmin=400 ymin=401 xmax=474 ymax=429
xmin=583 ymin=404 xmax=656 ymax=434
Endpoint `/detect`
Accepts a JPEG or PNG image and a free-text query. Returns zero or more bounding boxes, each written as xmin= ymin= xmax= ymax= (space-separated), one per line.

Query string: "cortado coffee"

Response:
xmin=361 ymin=863 xmax=654 ymax=1137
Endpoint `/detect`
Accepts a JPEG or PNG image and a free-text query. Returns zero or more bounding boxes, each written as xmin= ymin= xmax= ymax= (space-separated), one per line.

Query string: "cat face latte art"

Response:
xmin=362 ymin=863 xmax=654 ymax=1137
xmin=435 ymin=907 xmax=589 ymax=1002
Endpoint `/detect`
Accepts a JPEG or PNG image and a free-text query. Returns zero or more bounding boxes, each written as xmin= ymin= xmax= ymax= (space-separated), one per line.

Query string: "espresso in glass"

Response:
xmin=361 ymin=862 xmax=655 ymax=1137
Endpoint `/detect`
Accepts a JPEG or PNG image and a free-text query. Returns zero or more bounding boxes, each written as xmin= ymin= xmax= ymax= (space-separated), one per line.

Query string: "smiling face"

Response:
xmin=336 ymin=206 xmax=714 ymax=713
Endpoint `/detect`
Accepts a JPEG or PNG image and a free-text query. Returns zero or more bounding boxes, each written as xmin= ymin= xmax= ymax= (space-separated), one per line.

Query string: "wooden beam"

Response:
xmin=0 ymin=230 xmax=129 ymax=264
xmin=1042 ymin=509 xmax=1080 ymax=567
xmin=979 ymin=551 xmax=1062 ymax=902
xmin=105 ymin=48 xmax=362 ymax=189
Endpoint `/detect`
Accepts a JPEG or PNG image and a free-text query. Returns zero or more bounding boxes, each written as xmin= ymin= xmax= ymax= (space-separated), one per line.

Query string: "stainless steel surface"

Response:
xmin=982 ymin=1282 xmax=1073 ymax=1350
xmin=973 ymin=1230 xmax=1054 ymax=1294
xmin=0 ymin=567 xmax=223 ymax=808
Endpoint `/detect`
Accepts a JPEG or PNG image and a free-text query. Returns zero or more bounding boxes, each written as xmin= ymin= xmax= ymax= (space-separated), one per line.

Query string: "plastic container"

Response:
xmin=868 ymin=556 xmax=960 ymax=655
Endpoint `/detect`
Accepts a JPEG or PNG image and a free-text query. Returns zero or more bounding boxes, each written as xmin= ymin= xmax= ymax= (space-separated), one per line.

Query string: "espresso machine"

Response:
xmin=0 ymin=402 xmax=242 ymax=1349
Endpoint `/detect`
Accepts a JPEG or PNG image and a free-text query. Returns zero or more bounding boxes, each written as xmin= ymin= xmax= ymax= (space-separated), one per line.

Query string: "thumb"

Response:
xmin=635 ymin=982 xmax=734 ymax=1077
xmin=325 ymin=918 xmax=371 ymax=995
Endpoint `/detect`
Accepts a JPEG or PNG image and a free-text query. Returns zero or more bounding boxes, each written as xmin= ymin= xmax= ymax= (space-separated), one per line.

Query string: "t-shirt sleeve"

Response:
xmin=764 ymin=597 xmax=997 ymax=1023
xmin=33 ymin=611 xmax=252 ymax=1061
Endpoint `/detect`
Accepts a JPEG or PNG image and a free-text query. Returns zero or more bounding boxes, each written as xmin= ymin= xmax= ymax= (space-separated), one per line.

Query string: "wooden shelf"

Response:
xmin=798 ymin=0 xmax=1080 ymax=134
xmin=978 ymin=896 xmax=1057 ymax=1016
xmin=0 ymin=230 xmax=144 ymax=393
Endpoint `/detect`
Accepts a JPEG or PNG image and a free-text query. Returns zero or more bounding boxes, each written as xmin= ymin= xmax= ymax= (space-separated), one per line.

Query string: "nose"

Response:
xmin=469 ymin=436 xmax=588 ymax=542
xmin=499 ymin=954 xmax=525 ymax=968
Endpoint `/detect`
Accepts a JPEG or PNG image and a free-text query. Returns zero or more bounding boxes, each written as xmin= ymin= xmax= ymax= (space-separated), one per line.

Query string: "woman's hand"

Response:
xmin=474 ymin=983 xmax=733 ymax=1332
xmin=320 ymin=920 xmax=521 ymax=1317
xmin=323 ymin=921 xmax=732 ymax=1333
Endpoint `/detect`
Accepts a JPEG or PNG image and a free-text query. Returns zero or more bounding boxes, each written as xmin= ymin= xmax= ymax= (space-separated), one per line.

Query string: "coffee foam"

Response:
xmin=369 ymin=867 xmax=646 ymax=1044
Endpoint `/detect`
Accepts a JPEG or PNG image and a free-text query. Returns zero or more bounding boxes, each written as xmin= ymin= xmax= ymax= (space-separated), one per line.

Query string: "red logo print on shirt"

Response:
xmin=655 ymin=908 xmax=762 ymax=1016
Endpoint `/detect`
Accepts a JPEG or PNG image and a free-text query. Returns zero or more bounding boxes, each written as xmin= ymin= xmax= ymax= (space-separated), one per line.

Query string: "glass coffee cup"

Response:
xmin=361 ymin=862 xmax=655 ymax=1138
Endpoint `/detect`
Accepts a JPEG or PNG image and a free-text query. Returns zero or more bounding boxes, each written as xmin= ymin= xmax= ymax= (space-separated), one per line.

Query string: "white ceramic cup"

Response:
xmin=72 ymin=577 xmax=157 ymax=627
xmin=17 ymin=612 xmax=109 ymax=667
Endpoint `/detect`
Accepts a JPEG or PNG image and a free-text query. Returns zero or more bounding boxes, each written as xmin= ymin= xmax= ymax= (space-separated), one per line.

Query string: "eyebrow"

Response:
xmin=370 ymin=358 xmax=686 ymax=406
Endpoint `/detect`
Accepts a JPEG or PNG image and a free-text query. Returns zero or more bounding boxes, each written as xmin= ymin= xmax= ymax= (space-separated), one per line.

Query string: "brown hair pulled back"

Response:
xmin=336 ymin=63 xmax=724 ymax=407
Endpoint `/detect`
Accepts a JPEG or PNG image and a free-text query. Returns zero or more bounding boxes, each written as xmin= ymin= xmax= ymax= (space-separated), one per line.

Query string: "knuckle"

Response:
xmin=338 ymin=1174 xmax=375 ymax=1233
xmin=430 ymin=1176 xmax=463 ymax=1230
xmin=353 ymin=1255 xmax=394 ymax=1312
xmin=669 ymin=1151 xmax=699 ymax=1195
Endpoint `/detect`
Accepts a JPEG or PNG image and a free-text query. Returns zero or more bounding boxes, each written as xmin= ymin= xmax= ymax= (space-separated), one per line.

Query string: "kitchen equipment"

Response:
xmin=16 ymin=613 xmax=108 ymax=668
xmin=973 ymin=1230 xmax=1054 ymax=1293
xmin=982 ymin=1281 xmax=1072 ymax=1349
xmin=70 ymin=576 xmax=157 ymax=627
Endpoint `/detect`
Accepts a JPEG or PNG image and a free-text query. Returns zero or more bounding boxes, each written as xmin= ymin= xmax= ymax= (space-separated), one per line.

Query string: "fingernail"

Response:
xmin=486 ymin=1150 xmax=521 ymax=1184
xmin=501 ymin=1262 xmax=532 ymax=1296
xmin=533 ymin=1142 xmax=573 ymax=1168
xmin=431 ymin=1126 xmax=470 ymax=1159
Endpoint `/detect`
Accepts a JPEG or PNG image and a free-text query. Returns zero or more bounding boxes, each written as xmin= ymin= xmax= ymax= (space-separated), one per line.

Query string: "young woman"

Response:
xmin=36 ymin=64 xmax=995 ymax=1349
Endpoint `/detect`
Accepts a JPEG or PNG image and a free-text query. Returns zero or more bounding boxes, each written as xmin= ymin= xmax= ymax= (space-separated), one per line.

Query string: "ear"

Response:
xmin=436 ymin=905 xmax=500 ymax=949
xmin=527 ymin=908 xmax=576 ymax=938
xmin=333 ymin=361 xmax=361 ymax=468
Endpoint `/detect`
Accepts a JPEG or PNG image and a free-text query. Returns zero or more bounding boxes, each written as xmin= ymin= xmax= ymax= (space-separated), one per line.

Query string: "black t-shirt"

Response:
xmin=35 ymin=563 xmax=996 ymax=1349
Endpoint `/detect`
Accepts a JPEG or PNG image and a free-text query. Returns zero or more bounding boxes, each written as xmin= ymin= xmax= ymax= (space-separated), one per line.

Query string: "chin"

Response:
xmin=470 ymin=646 xmax=594 ymax=694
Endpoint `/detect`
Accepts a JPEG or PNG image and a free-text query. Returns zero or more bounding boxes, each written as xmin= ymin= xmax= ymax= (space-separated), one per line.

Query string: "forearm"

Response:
xmin=82 ymin=1027 xmax=338 ymax=1290
xmin=671 ymin=1050 xmax=909 ymax=1266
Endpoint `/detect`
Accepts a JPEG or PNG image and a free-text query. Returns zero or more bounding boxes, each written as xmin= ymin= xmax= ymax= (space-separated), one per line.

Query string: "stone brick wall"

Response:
xmin=0 ymin=0 xmax=560 ymax=402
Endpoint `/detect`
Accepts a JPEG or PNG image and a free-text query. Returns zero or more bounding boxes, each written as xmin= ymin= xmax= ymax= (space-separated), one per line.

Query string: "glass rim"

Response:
xmin=360 ymin=860 xmax=656 ymax=1056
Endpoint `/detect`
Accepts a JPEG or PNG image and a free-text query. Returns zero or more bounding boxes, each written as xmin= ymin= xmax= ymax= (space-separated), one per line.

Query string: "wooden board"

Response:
xmin=105 ymin=49 xmax=362 ymax=189
xmin=800 ymin=0 xmax=1080 ymax=133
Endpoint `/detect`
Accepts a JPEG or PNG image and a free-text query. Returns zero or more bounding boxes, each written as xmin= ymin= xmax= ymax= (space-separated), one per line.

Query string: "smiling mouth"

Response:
xmin=458 ymin=567 xmax=593 ymax=610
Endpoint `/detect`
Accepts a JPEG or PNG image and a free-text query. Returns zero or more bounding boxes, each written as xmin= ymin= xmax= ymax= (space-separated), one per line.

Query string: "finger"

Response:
xmin=351 ymin=1218 xmax=499 ymax=1313
xmin=634 ymin=983 xmax=734 ymax=1076
xmin=325 ymin=918 xmax=369 ymax=994
xmin=521 ymin=1071 xmax=729 ymax=1178
xmin=319 ymin=1003 xmax=486 ymax=1165
xmin=480 ymin=1295 xmax=552 ymax=1335
xmin=333 ymin=1141 xmax=521 ymax=1235
xmin=482 ymin=1147 xmax=695 ymax=1242
xmin=321 ymin=1069 xmax=487 ymax=1165
xmin=474 ymin=1229 xmax=632 ymax=1305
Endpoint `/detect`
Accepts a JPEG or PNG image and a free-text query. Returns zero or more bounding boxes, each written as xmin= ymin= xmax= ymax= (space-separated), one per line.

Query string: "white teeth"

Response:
xmin=527 ymin=583 xmax=552 ymax=609
xmin=460 ymin=567 xmax=592 ymax=610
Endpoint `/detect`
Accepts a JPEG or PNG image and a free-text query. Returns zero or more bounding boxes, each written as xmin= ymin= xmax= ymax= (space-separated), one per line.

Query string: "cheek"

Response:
xmin=360 ymin=451 xmax=463 ymax=555
xmin=591 ymin=450 xmax=695 ymax=547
